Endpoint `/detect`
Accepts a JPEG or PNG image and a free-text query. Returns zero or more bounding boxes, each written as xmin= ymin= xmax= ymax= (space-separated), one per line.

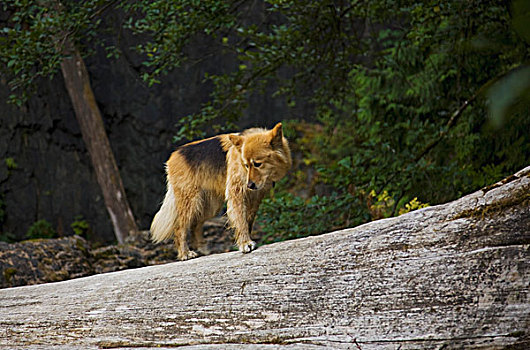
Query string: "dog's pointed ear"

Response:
xmin=229 ymin=134 xmax=243 ymax=150
xmin=269 ymin=122 xmax=283 ymax=148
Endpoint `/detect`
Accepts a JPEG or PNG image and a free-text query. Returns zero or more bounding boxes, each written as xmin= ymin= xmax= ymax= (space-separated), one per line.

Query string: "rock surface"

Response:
xmin=0 ymin=218 xmax=232 ymax=288
xmin=0 ymin=167 xmax=529 ymax=349
xmin=0 ymin=236 xmax=93 ymax=288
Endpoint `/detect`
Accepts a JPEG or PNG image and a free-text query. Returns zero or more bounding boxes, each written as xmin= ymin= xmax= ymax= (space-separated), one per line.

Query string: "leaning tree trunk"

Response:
xmin=1 ymin=167 xmax=529 ymax=349
xmin=60 ymin=40 xmax=138 ymax=243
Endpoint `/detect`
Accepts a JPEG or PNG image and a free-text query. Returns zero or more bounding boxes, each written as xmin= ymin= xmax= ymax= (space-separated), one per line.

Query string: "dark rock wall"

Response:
xmin=0 ymin=7 xmax=296 ymax=243
xmin=0 ymin=76 xmax=111 ymax=241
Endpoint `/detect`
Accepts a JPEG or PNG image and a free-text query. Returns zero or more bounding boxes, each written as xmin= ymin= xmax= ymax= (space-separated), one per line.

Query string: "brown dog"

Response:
xmin=150 ymin=123 xmax=291 ymax=260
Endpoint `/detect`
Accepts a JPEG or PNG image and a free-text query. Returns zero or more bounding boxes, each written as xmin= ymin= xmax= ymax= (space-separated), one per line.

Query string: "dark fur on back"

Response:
xmin=178 ymin=136 xmax=227 ymax=171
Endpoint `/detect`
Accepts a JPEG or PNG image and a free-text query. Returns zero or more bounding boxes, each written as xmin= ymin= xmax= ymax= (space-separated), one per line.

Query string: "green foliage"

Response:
xmin=4 ymin=157 xmax=17 ymax=170
xmin=0 ymin=0 xmax=110 ymax=104
xmin=399 ymin=197 xmax=429 ymax=216
xmin=1 ymin=0 xmax=528 ymax=243
xmin=256 ymin=1 xmax=529 ymax=242
xmin=0 ymin=231 xmax=16 ymax=243
xmin=116 ymin=1 xmax=376 ymax=140
xmin=119 ymin=0 xmax=249 ymax=140
xmin=258 ymin=186 xmax=370 ymax=244
xmin=512 ymin=0 xmax=530 ymax=44
xmin=113 ymin=1 xmax=529 ymax=241
xmin=71 ymin=215 xmax=90 ymax=237
xmin=25 ymin=219 xmax=57 ymax=240
xmin=121 ymin=0 xmax=236 ymax=87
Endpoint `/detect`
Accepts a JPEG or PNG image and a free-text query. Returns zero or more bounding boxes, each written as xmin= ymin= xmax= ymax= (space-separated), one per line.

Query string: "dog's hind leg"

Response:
xmin=190 ymin=192 xmax=223 ymax=256
xmin=173 ymin=187 xmax=204 ymax=261
xmin=173 ymin=226 xmax=197 ymax=261
xmin=190 ymin=218 xmax=208 ymax=255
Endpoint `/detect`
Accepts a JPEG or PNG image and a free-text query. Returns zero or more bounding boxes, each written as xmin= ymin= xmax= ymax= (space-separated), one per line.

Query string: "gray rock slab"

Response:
xmin=1 ymin=167 xmax=529 ymax=349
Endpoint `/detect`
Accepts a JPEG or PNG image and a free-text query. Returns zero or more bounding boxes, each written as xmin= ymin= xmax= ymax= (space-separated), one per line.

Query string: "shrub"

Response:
xmin=71 ymin=216 xmax=91 ymax=238
xmin=25 ymin=220 xmax=57 ymax=240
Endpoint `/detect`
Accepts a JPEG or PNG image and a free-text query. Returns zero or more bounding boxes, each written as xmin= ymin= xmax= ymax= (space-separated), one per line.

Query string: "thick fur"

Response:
xmin=151 ymin=123 xmax=291 ymax=260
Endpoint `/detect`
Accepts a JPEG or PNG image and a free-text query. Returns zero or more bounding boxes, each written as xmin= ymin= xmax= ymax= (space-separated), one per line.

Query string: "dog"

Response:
xmin=150 ymin=122 xmax=292 ymax=260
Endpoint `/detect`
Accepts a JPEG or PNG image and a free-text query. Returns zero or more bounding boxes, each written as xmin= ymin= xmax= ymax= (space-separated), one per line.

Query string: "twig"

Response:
xmin=89 ymin=0 xmax=121 ymax=20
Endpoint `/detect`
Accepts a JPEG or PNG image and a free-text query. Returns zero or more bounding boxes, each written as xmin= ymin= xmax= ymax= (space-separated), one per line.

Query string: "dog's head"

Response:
xmin=229 ymin=123 xmax=291 ymax=191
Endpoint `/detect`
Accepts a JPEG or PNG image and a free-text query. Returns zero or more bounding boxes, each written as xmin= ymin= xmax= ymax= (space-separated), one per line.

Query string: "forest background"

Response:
xmin=0 ymin=0 xmax=529 ymax=246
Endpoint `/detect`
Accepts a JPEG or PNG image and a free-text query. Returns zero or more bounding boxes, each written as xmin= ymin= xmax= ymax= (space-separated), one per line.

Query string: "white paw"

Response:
xmin=239 ymin=240 xmax=256 ymax=254
xmin=179 ymin=250 xmax=198 ymax=261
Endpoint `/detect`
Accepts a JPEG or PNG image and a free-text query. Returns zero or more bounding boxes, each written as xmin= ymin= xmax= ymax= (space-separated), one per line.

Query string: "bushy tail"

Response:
xmin=150 ymin=183 xmax=177 ymax=243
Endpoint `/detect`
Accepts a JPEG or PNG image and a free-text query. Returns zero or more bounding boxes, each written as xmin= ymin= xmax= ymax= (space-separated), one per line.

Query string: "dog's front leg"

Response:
xmin=226 ymin=190 xmax=256 ymax=253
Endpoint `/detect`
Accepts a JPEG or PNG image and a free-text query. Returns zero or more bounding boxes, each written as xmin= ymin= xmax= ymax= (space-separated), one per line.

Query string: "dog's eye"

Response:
xmin=253 ymin=161 xmax=262 ymax=168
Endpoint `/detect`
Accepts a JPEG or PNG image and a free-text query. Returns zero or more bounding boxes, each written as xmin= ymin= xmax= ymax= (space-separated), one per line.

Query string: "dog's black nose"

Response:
xmin=247 ymin=181 xmax=257 ymax=190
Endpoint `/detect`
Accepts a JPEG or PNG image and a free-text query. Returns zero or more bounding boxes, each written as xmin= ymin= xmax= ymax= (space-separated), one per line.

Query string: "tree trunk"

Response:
xmin=1 ymin=167 xmax=529 ymax=349
xmin=60 ymin=40 xmax=138 ymax=243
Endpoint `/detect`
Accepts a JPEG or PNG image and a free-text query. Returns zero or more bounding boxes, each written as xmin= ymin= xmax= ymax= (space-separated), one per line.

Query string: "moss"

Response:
xmin=74 ymin=236 xmax=89 ymax=255
xmin=91 ymin=246 xmax=120 ymax=260
xmin=480 ymin=175 xmax=519 ymax=193
xmin=453 ymin=185 xmax=530 ymax=220
xmin=224 ymin=334 xmax=287 ymax=345
xmin=3 ymin=267 xmax=17 ymax=284
xmin=259 ymin=335 xmax=286 ymax=345
xmin=98 ymin=340 xmax=199 ymax=348
xmin=508 ymin=330 xmax=526 ymax=338
xmin=43 ymin=270 xmax=59 ymax=282
xmin=481 ymin=170 xmax=530 ymax=194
